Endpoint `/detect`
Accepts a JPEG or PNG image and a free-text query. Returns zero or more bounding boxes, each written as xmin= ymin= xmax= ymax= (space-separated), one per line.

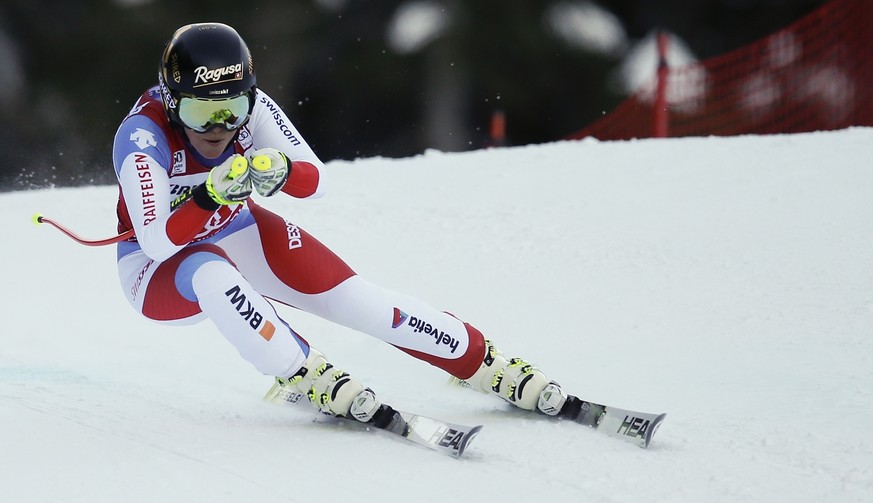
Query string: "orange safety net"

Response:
xmin=567 ymin=0 xmax=873 ymax=141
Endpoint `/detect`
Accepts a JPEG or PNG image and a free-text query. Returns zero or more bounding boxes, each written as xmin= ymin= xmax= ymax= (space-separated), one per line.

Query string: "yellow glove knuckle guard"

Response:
xmin=230 ymin=156 xmax=248 ymax=179
xmin=252 ymin=154 xmax=272 ymax=171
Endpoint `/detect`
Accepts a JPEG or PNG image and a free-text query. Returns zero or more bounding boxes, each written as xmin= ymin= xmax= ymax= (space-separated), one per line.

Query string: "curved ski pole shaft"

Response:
xmin=31 ymin=188 xmax=196 ymax=247
xmin=32 ymin=212 xmax=133 ymax=247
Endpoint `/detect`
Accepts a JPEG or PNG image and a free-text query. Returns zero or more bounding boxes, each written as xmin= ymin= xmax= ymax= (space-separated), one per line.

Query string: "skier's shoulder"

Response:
xmin=121 ymin=86 xmax=169 ymax=126
xmin=115 ymin=86 xmax=173 ymax=142
xmin=113 ymin=85 xmax=177 ymax=171
xmin=249 ymin=88 xmax=292 ymax=128
xmin=247 ymin=88 xmax=314 ymax=155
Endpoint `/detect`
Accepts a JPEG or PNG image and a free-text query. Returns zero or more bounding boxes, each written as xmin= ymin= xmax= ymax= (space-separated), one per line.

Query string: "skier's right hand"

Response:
xmin=205 ymin=154 xmax=253 ymax=205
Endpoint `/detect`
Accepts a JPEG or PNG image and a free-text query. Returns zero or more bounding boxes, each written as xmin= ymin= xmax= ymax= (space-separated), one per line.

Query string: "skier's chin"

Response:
xmin=184 ymin=128 xmax=236 ymax=159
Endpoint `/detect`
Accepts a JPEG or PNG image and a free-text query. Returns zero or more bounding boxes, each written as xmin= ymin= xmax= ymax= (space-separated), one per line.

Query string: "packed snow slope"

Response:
xmin=2 ymin=129 xmax=872 ymax=503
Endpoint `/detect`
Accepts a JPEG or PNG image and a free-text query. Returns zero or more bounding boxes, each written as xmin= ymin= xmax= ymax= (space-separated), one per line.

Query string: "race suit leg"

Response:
xmin=215 ymin=202 xmax=487 ymax=381
xmin=117 ymin=242 xmax=309 ymax=378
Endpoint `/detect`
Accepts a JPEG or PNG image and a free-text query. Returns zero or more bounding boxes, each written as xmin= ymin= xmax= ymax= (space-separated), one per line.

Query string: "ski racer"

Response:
xmin=113 ymin=22 xmax=569 ymax=424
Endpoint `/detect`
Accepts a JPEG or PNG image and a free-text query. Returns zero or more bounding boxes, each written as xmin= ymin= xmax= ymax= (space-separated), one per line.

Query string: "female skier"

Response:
xmin=113 ymin=22 xmax=568 ymax=424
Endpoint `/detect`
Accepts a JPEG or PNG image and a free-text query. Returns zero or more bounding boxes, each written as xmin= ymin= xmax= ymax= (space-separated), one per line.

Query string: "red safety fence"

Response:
xmin=567 ymin=0 xmax=873 ymax=141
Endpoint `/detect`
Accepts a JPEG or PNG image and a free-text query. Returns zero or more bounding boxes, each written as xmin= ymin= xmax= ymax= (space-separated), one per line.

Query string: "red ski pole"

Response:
xmin=32 ymin=212 xmax=133 ymax=247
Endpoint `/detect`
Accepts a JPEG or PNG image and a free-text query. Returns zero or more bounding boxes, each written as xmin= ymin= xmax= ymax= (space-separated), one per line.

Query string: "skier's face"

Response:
xmin=184 ymin=127 xmax=236 ymax=159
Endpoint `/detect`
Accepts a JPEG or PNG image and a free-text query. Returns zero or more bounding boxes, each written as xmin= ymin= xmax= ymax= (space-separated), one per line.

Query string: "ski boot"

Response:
xmin=461 ymin=340 xmax=568 ymax=416
xmin=279 ymin=348 xmax=380 ymax=422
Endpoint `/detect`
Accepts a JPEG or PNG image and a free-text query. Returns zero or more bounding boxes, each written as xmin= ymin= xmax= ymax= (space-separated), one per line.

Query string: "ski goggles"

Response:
xmin=177 ymin=93 xmax=252 ymax=132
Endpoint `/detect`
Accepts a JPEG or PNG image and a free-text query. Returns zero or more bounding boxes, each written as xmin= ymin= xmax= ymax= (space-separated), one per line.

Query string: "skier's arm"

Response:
xmin=244 ymin=89 xmax=325 ymax=199
xmin=113 ymin=116 xmax=219 ymax=261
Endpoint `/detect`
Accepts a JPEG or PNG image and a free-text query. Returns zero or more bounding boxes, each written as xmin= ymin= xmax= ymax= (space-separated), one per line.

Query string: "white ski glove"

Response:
xmin=247 ymin=147 xmax=290 ymax=197
xmin=205 ymin=154 xmax=252 ymax=205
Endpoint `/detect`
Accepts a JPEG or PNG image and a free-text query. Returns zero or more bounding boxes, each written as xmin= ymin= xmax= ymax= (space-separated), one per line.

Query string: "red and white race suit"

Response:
xmin=113 ymin=86 xmax=485 ymax=379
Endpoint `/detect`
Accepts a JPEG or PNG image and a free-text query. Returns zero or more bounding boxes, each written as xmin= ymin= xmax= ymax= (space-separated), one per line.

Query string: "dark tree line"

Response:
xmin=0 ymin=0 xmax=824 ymax=191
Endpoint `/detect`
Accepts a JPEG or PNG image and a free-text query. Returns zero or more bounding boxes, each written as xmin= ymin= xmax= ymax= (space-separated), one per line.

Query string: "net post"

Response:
xmin=653 ymin=31 xmax=670 ymax=138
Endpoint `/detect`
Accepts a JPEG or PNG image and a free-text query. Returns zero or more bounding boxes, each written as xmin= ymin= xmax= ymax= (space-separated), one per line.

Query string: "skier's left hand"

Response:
xmin=247 ymin=148 xmax=290 ymax=197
